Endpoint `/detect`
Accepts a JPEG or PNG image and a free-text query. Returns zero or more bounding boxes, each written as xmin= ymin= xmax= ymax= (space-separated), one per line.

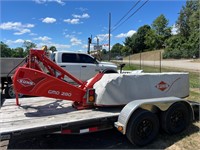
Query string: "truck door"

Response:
xmin=78 ymin=54 xmax=99 ymax=81
xmin=59 ymin=53 xmax=81 ymax=82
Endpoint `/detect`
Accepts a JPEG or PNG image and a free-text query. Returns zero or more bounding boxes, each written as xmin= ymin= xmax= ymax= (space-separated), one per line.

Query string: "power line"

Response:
xmin=100 ymin=0 xmax=141 ymax=45
xmin=112 ymin=0 xmax=149 ymax=33
xmin=100 ymin=0 xmax=149 ymax=46
xmin=112 ymin=0 xmax=141 ymax=31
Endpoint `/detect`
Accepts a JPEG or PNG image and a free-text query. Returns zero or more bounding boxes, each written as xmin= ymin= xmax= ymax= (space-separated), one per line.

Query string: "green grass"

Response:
xmin=120 ymin=63 xmax=200 ymax=102
xmin=187 ymin=90 xmax=200 ymax=102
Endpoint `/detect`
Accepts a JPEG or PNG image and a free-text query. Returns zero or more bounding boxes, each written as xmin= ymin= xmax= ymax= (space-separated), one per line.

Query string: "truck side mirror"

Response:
xmin=119 ymin=63 xmax=126 ymax=73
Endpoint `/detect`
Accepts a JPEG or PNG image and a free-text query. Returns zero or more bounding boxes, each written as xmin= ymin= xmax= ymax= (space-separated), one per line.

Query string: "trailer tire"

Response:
xmin=5 ymin=85 xmax=23 ymax=98
xmin=161 ymin=102 xmax=191 ymax=134
xmin=126 ymin=109 xmax=159 ymax=146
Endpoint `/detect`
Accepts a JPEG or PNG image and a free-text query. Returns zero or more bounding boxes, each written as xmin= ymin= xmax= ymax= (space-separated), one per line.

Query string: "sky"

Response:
xmin=0 ymin=0 xmax=186 ymax=52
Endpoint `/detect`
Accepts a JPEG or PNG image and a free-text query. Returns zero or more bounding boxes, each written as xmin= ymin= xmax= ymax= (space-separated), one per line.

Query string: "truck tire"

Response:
xmin=1 ymin=92 xmax=5 ymax=106
xmin=5 ymin=85 xmax=23 ymax=99
xmin=161 ymin=102 xmax=191 ymax=134
xmin=126 ymin=109 xmax=159 ymax=146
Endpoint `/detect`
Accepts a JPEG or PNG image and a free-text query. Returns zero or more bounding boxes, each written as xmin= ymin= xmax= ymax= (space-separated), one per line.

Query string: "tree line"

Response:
xmin=1 ymin=41 xmax=57 ymax=58
xmin=111 ymin=0 xmax=199 ymax=59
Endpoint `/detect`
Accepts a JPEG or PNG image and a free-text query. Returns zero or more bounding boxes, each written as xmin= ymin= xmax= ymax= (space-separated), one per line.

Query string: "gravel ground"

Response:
xmin=122 ymin=59 xmax=200 ymax=72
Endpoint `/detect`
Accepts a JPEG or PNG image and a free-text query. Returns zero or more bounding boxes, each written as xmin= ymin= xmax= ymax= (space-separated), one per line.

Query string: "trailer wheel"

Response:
xmin=5 ymin=85 xmax=23 ymax=98
xmin=161 ymin=102 xmax=191 ymax=134
xmin=126 ymin=109 xmax=159 ymax=146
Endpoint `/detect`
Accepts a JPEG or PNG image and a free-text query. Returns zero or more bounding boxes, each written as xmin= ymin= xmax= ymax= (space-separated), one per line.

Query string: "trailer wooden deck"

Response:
xmin=0 ymin=97 xmax=121 ymax=140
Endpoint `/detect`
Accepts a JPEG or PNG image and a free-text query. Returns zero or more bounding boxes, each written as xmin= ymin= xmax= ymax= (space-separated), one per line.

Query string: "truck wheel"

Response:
xmin=161 ymin=102 xmax=191 ymax=134
xmin=5 ymin=85 xmax=23 ymax=98
xmin=126 ymin=109 xmax=159 ymax=146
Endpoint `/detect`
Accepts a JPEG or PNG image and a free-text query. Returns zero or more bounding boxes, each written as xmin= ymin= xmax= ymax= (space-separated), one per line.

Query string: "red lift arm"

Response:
xmin=12 ymin=49 xmax=104 ymax=109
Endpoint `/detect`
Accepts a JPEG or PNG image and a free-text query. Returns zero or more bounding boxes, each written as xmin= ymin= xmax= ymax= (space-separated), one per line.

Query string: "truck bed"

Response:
xmin=0 ymin=97 xmax=121 ymax=140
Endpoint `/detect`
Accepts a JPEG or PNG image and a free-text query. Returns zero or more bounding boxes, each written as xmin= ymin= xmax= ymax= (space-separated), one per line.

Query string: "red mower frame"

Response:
xmin=12 ymin=49 xmax=104 ymax=109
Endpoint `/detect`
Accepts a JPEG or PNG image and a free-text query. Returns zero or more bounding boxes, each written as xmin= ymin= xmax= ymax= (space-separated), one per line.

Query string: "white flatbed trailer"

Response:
xmin=0 ymin=96 xmax=199 ymax=146
xmin=0 ymin=97 xmax=121 ymax=140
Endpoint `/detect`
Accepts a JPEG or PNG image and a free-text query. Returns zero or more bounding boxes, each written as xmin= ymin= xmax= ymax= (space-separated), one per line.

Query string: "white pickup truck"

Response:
xmin=50 ymin=51 xmax=118 ymax=82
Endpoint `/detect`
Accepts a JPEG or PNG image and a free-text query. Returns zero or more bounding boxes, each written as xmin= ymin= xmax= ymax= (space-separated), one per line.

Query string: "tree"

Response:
xmin=145 ymin=29 xmax=162 ymax=50
xmin=12 ymin=47 xmax=25 ymax=58
xmin=135 ymin=25 xmax=151 ymax=51
xmin=152 ymin=14 xmax=170 ymax=36
xmin=0 ymin=42 xmax=13 ymax=57
xmin=163 ymin=35 xmax=186 ymax=59
xmin=146 ymin=14 xmax=171 ymax=49
xmin=187 ymin=0 xmax=199 ymax=58
xmin=111 ymin=43 xmax=123 ymax=55
xmin=164 ymin=0 xmax=199 ymax=58
xmin=49 ymin=46 xmax=57 ymax=52
xmin=102 ymin=49 xmax=107 ymax=54
xmin=22 ymin=40 xmax=37 ymax=55
xmin=176 ymin=0 xmax=198 ymax=38
xmin=124 ymin=33 xmax=138 ymax=54
xmin=121 ymin=46 xmax=131 ymax=56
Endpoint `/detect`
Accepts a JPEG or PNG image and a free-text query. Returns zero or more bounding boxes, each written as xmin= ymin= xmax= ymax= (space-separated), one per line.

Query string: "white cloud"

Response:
xmin=33 ymin=36 xmax=52 ymax=41
xmin=127 ymin=30 xmax=136 ymax=37
xmin=14 ymin=29 xmax=31 ymax=35
xmin=65 ymin=34 xmax=74 ymax=38
xmin=82 ymin=44 xmax=88 ymax=49
xmin=0 ymin=22 xmax=34 ymax=35
xmin=42 ymin=17 xmax=56 ymax=23
xmin=72 ymin=13 xmax=90 ymax=19
xmin=29 ymin=33 xmax=37 ymax=36
xmin=70 ymin=37 xmax=82 ymax=45
xmin=34 ymin=0 xmax=65 ymax=6
xmin=26 ymin=24 xmax=35 ymax=28
xmin=63 ymin=19 xmax=81 ymax=24
xmin=0 ymin=22 xmax=21 ymax=30
xmin=115 ymin=33 xmax=126 ymax=38
xmin=5 ymin=39 xmax=25 ymax=45
xmin=36 ymin=42 xmax=71 ymax=50
xmin=54 ymin=43 xmax=71 ymax=49
xmin=171 ymin=24 xmax=178 ymax=35
xmin=96 ymin=34 xmax=112 ymax=42
xmin=76 ymin=7 xmax=88 ymax=12
xmin=64 ymin=31 xmax=82 ymax=39
xmin=115 ymin=30 xmax=136 ymax=38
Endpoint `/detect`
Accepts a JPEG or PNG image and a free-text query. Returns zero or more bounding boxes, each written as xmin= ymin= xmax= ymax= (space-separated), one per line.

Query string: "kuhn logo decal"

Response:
xmin=155 ymin=81 xmax=169 ymax=91
xmin=18 ymin=78 xmax=35 ymax=87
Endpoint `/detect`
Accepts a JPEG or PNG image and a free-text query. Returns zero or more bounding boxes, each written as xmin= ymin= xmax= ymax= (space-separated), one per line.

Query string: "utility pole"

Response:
xmin=108 ymin=13 xmax=111 ymax=61
xmin=87 ymin=35 xmax=92 ymax=54
xmin=96 ymin=36 xmax=99 ymax=46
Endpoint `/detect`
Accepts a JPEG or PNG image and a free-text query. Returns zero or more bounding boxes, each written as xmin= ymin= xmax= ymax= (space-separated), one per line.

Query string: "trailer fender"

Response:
xmin=114 ymin=97 xmax=194 ymax=135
